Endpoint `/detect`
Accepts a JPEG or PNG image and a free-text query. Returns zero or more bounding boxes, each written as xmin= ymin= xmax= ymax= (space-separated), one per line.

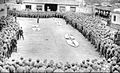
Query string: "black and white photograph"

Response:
xmin=0 ymin=0 xmax=120 ymax=72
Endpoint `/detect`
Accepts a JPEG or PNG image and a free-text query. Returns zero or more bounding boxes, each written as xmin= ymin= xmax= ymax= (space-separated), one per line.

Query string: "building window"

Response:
xmin=70 ymin=7 xmax=76 ymax=12
xmin=26 ymin=5 xmax=31 ymax=10
xmin=59 ymin=6 xmax=65 ymax=12
xmin=36 ymin=5 xmax=42 ymax=11
xmin=114 ymin=15 xmax=116 ymax=21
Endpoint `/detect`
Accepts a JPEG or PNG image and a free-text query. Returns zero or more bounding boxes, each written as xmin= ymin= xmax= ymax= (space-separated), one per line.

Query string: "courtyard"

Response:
xmin=11 ymin=17 xmax=101 ymax=63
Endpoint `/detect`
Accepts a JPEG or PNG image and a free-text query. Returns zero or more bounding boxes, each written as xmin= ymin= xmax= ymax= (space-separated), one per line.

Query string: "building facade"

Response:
xmin=8 ymin=0 xmax=83 ymax=12
xmin=111 ymin=8 xmax=120 ymax=25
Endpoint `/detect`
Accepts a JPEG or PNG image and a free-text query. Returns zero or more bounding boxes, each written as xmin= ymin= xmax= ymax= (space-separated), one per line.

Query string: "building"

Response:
xmin=94 ymin=4 xmax=112 ymax=18
xmin=111 ymin=8 xmax=120 ymax=25
xmin=7 ymin=0 xmax=84 ymax=12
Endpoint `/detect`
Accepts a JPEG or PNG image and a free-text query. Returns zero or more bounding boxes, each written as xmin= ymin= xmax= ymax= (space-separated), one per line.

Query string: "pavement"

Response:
xmin=11 ymin=17 xmax=102 ymax=63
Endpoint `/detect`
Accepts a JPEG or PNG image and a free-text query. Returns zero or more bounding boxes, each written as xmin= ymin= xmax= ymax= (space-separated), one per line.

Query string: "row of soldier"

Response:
xmin=0 ymin=56 xmax=115 ymax=72
xmin=0 ymin=15 xmax=23 ymax=61
xmin=63 ymin=12 xmax=120 ymax=72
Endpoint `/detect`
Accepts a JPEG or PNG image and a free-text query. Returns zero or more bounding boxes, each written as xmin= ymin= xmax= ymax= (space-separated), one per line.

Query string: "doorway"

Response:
xmin=45 ymin=4 xmax=58 ymax=11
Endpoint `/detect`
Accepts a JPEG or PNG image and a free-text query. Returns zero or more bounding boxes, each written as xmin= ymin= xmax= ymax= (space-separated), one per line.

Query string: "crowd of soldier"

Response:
xmin=7 ymin=10 xmax=120 ymax=72
xmin=0 ymin=56 xmax=115 ymax=73
xmin=0 ymin=15 xmax=24 ymax=61
xmin=63 ymin=12 xmax=120 ymax=72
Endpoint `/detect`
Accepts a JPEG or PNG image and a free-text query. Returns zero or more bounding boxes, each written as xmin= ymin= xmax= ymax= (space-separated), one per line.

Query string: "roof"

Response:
xmin=112 ymin=8 xmax=120 ymax=14
xmin=23 ymin=0 xmax=79 ymax=5
xmin=95 ymin=6 xmax=112 ymax=11
xmin=113 ymin=8 xmax=120 ymax=12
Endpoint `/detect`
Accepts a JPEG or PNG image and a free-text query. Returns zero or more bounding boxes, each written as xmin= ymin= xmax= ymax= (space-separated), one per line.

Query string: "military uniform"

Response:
xmin=45 ymin=67 xmax=54 ymax=73
xmin=30 ymin=66 xmax=38 ymax=73
xmin=37 ymin=66 xmax=46 ymax=73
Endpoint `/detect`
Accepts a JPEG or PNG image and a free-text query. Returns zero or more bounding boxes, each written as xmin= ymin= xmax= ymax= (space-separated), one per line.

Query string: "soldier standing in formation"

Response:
xmin=37 ymin=16 xmax=39 ymax=23
xmin=14 ymin=13 xmax=17 ymax=22
xmin=19 ymin=27 xmax=24 ymax=40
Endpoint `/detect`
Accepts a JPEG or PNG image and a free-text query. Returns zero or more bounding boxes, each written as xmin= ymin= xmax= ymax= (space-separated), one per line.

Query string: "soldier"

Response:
xmin=37 ymin=63 xmax=46 ymax=73
xmin=1 ymin=67 xmax=9 ymax=73
xmin=54 ymin=63 xmax=64 ymax=72
xmin=30 ymin=65 xmax=38 ymax=73
xmin=37 ymin=15 xmax=39 ymax=23
xmin=2 ymin=44 xmax=8 ymax=58
xmin=64 ymin=65 xmax=74 ymax=72
xmin=45 ymin=64 xmax=54 ymax=73
xmin=16 ymin=64 xmax=25 ymax=73
xmin=19 ymin=57 xmax=24 ymax=64
xmin=10 ymin=37 xmax=17 ymax=52
xmin=14 ymin=13 xmax=17 ymax=22
xmin=106 ymin=46 xmax=111 ymax=60
xmin=24 ymin=64 xmax=30 ymax=73
xmin=8 ymin=64 xmax=16 ymax=73
xmin=34 ymin=59 xmax=40 ymax=68
xmin=19 ymin=27 xmax=24 ymax=40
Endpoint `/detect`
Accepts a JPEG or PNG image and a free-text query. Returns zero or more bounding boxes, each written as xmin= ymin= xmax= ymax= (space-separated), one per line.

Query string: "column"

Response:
xmin=42 ymin=4 xmax=44 ymax=12
xmin=57 ymin=5 xmax=59 ymax=12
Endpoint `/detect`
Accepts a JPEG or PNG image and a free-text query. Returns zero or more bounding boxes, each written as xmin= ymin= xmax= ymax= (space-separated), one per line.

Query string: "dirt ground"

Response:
xmin=11 ymin=17 xmax=102 ymax=63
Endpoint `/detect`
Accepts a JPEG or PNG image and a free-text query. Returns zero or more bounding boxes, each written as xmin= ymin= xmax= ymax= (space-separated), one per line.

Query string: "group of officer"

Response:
xmin=6 ymin=10 xmax=120 ymax=72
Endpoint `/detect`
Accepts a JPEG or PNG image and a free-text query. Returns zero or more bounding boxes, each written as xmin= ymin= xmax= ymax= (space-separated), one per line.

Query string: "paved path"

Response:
xmin=11 ymin=17 xmax=101 ymax=63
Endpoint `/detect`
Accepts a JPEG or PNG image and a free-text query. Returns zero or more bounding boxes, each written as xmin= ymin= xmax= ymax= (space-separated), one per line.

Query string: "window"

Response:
xmin=59 ymin=6 xmax=65 ymax=12
xmin=26 ymin=5 xmax=31 ymax=10
xmin=36 ymin=5 xmax=42 ymax=11
xmin=113 ymin=15 xmax=116 ymax=21
xmin=70 ymin=7 xmax=76 ymax=12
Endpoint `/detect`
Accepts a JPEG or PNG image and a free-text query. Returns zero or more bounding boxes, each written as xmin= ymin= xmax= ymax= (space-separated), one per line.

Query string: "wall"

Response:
xmin=21 ymin=3 xmax=44 ymax=12
xmin=111 ymin=13 xmax=120 ymax=25
xmin=7 ymin=2 xmax=80 ymax=12
xmin=66 ymin=6 xmax=70 ymax=12
xmin=7 ymin=3 xmax=22 ymax=11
